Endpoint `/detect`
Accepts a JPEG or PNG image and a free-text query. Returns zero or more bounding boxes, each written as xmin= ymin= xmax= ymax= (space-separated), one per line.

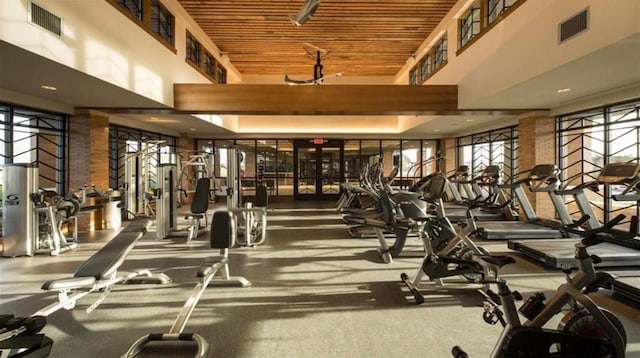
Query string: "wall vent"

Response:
xmin=29 ymin=2 xmax=62 ymax=37
xmin=559 ymin=8 xmax=589 ymax=43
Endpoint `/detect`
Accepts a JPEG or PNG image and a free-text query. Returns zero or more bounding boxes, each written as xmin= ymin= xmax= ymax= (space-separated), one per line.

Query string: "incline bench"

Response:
xmin=34 ymin=219 xmax=170 ymax=316
xmin=122 ymin=211 xmax=250 ymax=358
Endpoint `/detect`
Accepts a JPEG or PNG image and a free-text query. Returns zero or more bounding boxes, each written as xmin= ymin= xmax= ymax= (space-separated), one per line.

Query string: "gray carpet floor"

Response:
xmin=1 ymin=201 xmax=639 ymax=357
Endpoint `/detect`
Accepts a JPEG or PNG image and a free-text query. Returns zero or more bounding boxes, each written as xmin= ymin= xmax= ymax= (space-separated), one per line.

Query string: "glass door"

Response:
xmin=294 ymin=140 xmax=344 ymax=200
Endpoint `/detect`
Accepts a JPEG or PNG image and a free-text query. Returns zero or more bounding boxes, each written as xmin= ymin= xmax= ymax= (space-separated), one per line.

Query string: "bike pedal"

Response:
xmin=512 ymin=290 xmax=523 ymax=301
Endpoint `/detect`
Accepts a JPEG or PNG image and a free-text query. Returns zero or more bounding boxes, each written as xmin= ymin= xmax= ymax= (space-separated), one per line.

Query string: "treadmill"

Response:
xmin=473 ymin=164 xmax=569 ymax=240
xmin=509 ymin=162 xmax=640 ymax=269
xmin=442 ymin=165 xmax=517 ymax=223
xmin=611 ymin=274 xmax=640 ymax=303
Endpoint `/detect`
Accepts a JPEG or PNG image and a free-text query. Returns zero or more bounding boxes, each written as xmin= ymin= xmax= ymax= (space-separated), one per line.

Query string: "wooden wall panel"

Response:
xmin=174 ymin=84 xmax=458 ymax=115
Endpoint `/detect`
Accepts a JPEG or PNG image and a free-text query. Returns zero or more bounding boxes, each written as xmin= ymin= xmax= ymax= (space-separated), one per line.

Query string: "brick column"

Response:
xmin=68 ymin=111 xmax=109 ymax=231
xmin=518 ymin=111 xmax=556 ymax=219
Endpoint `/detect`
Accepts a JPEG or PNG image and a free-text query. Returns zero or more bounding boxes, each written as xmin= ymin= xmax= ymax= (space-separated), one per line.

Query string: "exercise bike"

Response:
xmin=453 ymin=215 xmax=629 ymax=357
xmin=401 ymin=173 xmax=513 ymax=304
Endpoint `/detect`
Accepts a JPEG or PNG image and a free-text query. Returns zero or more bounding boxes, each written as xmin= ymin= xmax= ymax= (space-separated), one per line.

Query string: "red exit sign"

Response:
xmin=313 ymin=138 xmax=325 ymax=145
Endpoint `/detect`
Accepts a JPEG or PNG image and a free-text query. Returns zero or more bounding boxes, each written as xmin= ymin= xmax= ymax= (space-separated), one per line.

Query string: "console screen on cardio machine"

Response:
xmin=599 ymin=163 xmax=640 ymax=184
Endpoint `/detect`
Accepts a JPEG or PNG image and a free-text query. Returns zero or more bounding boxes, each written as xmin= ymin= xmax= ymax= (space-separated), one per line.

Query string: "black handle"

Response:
xmin=452 ymin=346 xmax=469 ymax=358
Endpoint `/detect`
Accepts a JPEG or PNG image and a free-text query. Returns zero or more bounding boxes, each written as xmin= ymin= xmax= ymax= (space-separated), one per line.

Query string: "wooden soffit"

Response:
xmin=173 ymin=84 xmax=458 ymax=115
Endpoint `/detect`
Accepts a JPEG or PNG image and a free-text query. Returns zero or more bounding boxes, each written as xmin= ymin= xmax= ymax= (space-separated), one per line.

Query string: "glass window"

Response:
xmin=118 ymin=0 xmax=143 ymax=21
xmin=186 ymin=32 xmax=201 ymax=66
xmin=218 ymin=147 xmax=228 ymax=178
xmin=420 ymin=55 xmax=431 ymax=82
xmin=1 ymin=105 xmax=66 ymax=192
xmin=456 ymin=126 xmax=518 ymax=181
xmin=409 ymin=67 xmax=419 ymax=85
xmin=277 ymin=140 xmax=294 ymax=196
xmin=257 ymin=140 xmax=277 ymax=194
xmin=151 ymin=0 xmax=174 ymax=45
xmin=558 ymin=99 xmax=640 ymax=224
xmin=236 ymin=140 xmax=256 ymax=195
xmin=381 ymin=140 xmax=401 ymax=184
xmin=108 ymin=125 xmax=177 ymax=190
xmin=217 ymin=65 xmax=227 ymax=84
xmin=460 ymin=2 xmax=481 ymax=48
xmin=488 ymin=0 xmax=517 ymax=24
xmin=12 ymin=122 xmax=37 ymax=164
xmin=401 ymin=140 xmax=421 ymax=188
xmin=204 ymin=52 xmax=216 ymax=80
xmin=421 ymin=140 xmax=438 ymax=175
xmin=344 ymin=140 xmax=360 ymax=184
xmin=360 ymin=140 xmax=381 ymax=166
xmin=434 ymin=35 xmax=448 ymax=70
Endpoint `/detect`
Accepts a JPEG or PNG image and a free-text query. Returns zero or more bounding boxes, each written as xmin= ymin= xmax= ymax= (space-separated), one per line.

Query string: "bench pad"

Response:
xmin=73 ymin=230 xmax=144 ymax=279
xmin=41 ymin=277 xmax=96 ymax=291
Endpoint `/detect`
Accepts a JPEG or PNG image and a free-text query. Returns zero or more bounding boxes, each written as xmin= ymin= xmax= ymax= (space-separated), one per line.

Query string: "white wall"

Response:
xmin=0 ymin=0 xmax=240 ymax=108
xmin=396 ymin=0 xmax=640 ymax=109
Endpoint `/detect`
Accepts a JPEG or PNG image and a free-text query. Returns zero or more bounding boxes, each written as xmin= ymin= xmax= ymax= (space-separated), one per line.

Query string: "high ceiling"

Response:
xmin=177 ymin=0 xmax=458 ymax=77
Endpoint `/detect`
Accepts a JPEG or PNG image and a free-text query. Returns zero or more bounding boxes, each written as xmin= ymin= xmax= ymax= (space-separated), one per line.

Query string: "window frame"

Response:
xmin=459 ymin=2 xmax=481 ymax=49
xmin=150 ymin=0 xmax=174 ymax=46
xmin=433 ymin=35 xmax=448 ymax=70
xmin=107 ymin=0 xmax=176 ymax=52
xmin=419 ymin=54 xmax=431 ymax=83
xmin=456 ymin=0 xmax=526 ymax=56
xmin=186 ymin=31 xmax=202 ymax=67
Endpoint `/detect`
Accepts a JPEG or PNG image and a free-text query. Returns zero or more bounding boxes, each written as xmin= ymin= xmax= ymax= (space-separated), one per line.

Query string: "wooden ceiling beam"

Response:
xmin=177 ymin=0 xmax=458 ymax=76
xmin=174 ymin=84 xmax=458 ymax=115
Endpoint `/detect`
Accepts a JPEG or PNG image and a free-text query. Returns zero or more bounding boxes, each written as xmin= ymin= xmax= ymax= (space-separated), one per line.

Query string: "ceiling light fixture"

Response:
xmin=289 ymin=0 xmax=321 ymax=26
xmin=40 ymin=85 xmax=57 ymax=91
xmin=557 ymin=88 xmax=572 ymax=93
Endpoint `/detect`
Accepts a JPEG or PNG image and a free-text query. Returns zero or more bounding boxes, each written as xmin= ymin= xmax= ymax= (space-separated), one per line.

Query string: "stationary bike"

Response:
xmin=401 ymin=173 xmax=513 ymax=304
xmin=454 ymin=215 xmax=629 ymax=357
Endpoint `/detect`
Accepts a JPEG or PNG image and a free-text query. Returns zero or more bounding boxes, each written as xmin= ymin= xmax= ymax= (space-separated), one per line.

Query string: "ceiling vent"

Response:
xmin=29 ymin=2 xmax=62 ymax=37
xmin=559 ymin=8 xmax=588 ymax=43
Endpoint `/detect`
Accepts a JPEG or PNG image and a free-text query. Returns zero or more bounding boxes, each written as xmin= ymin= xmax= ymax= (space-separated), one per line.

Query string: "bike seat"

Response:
xmin=477 ymin=255 xmax=516 ymax=268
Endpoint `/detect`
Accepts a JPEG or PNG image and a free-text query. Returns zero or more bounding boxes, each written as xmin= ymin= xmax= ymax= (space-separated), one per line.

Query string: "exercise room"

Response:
xmin=1 ymin=0 xmax=639 ymax=357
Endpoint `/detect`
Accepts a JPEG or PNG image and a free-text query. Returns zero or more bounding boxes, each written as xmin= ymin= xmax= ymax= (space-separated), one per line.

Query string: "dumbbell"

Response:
xmin=1 ymin=316 xmax=47 ymax=335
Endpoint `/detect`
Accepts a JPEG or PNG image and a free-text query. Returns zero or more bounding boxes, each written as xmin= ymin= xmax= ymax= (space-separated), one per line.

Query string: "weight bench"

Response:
xmin=34 ymin=219 xmax=170 ymax=317
xmin=122 ymin=211 xmax=250 ymax=358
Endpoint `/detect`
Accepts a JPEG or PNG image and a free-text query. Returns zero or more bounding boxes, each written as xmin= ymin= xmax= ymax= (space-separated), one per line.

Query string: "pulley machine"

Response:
xmin=226 ymin=147 xmax=268 ymax=247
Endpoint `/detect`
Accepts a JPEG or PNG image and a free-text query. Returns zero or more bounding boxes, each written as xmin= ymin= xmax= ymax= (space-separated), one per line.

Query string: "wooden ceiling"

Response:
xmin=177 ymin=0 xmax=458 ymax=77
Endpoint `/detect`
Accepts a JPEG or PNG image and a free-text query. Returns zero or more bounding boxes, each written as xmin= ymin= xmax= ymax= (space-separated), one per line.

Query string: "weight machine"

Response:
xmin=155 ymin=163 xmax=210 ymax=242
xmin=177 ymin=151 xmax=215 ymax=205
xmin=1 ymin=164 xmax=81 ymax=257
xmin=123 ymin=140 xmax=165 ymax=219
xmin=226 ymin=147 xmax=268 ymax=247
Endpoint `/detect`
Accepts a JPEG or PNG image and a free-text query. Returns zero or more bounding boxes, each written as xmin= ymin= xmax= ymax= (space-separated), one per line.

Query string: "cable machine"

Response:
xmin=124 ymin=140 xmax=165 ymax=219
xmin=225 ymin=147 xmax=268 ymax=247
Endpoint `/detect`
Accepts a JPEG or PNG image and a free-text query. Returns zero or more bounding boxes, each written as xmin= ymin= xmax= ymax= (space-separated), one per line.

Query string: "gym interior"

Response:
xmin=1 ymin=0 xmax=639 ymax=357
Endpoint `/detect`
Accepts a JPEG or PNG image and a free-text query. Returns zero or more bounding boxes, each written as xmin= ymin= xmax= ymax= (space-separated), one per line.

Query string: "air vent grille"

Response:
xmin=30 ymin=2 xmax=62 ymax=37
xmin=559 ymin=8 xmax=588 ymax=43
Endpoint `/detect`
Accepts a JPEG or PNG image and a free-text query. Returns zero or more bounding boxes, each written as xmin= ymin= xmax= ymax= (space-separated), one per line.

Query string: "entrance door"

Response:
xmin=294 ymin=140 xmax=343 ymax=200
